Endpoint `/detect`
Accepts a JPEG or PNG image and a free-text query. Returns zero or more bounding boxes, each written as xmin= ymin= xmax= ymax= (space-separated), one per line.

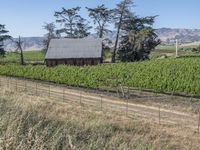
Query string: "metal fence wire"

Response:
xmin=0 ymin=76 xmax=200 ymax=133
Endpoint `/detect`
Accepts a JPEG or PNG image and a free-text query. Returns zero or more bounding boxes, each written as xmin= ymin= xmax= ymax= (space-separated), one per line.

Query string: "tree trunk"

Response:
xmin=112 ymin=0 xmax=127 ymax=63
xmin=99 ymin=27 xmax=104 ymax=38
xmin=18 ymin=36 xmax=25 ymax=65
xmin=69 ymin=19 xmax=73 ymax=38
xmin=112 ymin=17 xmax=122 ymax=63
xmin=20 ymin=46 xmax=24 ymax=65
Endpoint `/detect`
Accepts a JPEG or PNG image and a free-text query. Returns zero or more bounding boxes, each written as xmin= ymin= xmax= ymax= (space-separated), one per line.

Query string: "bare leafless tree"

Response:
xmin=13 ymin=36 xmax=25 ymax=65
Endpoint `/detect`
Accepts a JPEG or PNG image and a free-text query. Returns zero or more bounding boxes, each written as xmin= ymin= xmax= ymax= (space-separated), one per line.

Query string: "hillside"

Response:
xmin=4 ymin=37 xmax=44 ymax=51
xmin=156 ymin=28 xmax=200 ymax=44
xmin=4 ymin=28 xmax=200 ymax=51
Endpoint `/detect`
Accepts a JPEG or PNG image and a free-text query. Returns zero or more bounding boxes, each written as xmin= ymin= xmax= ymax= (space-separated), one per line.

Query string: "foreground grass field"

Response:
xmin=0 ymin=88 xmax=200 ymax=149
xmin=1 ymin=57 xmax=200 ymax=96
xmin=0 ymin=50 xmax=45 ymax=63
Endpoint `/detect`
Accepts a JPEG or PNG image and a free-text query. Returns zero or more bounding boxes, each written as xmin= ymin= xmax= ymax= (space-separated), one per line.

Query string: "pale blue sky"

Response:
xmin=0 ymin=0 xmax=199 ymax=37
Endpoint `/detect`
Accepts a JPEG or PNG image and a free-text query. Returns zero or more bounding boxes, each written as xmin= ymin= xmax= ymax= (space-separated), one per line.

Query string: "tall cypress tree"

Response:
xmin=74 ymin=18 xmax=92 ymax=38
xmin=55 ymin=7 xmax=91 ymax=38
xmin=86 ymin=5 xmax=113 ymax=38
xmin=118 ymin=15 xmax=160 ymax=62
xmin=112 ymin=0 xmax=134 ymax=63
xmin=43 ymin=22 xmax=57 ymax=51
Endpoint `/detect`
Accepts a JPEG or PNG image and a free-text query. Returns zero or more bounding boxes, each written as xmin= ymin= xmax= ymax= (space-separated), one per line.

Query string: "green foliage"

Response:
xmin=0 ymin=47 xmax=5 ymax=57
xmin=118 ymin=16 xmax=160 ymax=62
xmin=0 ymin=24 xmax=11 ymax=57
xmin=103 ymin=49 xmax=112 ymax=58
xmin=74 ymin=18 xmax=92 ymax=38
xmin=86 ymin=4 xmax=113 ymax=38
xmin=43 ymin=22 xmax=57 ymax=51
xmin=179 ymin=53 xmax=200 ymax=58
xmin=55 ymin=7 xmax=91 ymax=38
xmin=112 ymin=0 xmax=134 ymax=63
xmin=156 ymin=44 xmax=199 ymax=51
xmin=1 ymin=58 xmax=200 ymax=96
xmin=191 ymin=45 xmax=200 ymax=53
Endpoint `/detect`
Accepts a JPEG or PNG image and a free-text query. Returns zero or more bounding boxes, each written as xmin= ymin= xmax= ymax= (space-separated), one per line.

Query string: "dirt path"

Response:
xmin=0 ymin=76 xmax=199 ymax=131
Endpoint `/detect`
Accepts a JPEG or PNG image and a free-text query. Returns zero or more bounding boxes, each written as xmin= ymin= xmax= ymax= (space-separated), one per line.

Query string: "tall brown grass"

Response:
xmin=0 ymin=88 xmax=200 ymax=150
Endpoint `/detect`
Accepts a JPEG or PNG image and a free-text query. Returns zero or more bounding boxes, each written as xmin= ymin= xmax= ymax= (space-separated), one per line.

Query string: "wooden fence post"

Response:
xmin=49 ymin=84 xmax=50 ymax=98
xmin=9 ymin=77 xmax=11 ymax=88
xmin=127 ymin=87 xmax=130 ymax=98
xmin=126 ymin=99 xmax=129 ymax=117
xmin=100 ymin=95 xmax=103 ymax=111
xmin=117 ymin=87 xmax=120 ymax=97
xmin=120 ymin=84 xmax=125 ymax=98
xmin=80 ymin=92 xmax=82 ymax=105
xmin=159 ymin=105 xmax=161 ymax=125
xmin=198 ymin=110 xmax=200 ymax=134
xmin=7 ymin=77 xmax=9 ymax=88
xmin=35 ymin=83 xmax=38 ymax=95
xmin=63 ymin=88 xmax=65 ymax=101
xmin=25 ymin=80 xmax=27 ymax=91
xmin=16 ymin=79 xmax=18 ymax=91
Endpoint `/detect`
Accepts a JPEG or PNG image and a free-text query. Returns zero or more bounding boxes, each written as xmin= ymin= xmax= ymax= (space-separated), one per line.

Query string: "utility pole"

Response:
xmin=176 ymin=39 xmax=178 ymax=57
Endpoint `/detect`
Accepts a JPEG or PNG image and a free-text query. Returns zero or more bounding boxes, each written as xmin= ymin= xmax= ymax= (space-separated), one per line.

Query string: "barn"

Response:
xmin=45 ymin=38 xmax=103 ymax=67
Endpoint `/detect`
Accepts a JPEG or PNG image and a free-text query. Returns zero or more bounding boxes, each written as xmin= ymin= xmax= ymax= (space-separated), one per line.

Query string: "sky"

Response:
xmin=0 ymin=0 xmax=200 ymax=37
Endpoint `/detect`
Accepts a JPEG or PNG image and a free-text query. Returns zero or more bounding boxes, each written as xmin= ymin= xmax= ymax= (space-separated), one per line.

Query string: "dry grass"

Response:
xmin=0 ymin=88 xmax=200 ymax=150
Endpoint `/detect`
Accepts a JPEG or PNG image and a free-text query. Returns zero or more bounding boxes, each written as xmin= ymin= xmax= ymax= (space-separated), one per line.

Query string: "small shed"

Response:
xmin=45 ymin=38 xmax=103 ymax=66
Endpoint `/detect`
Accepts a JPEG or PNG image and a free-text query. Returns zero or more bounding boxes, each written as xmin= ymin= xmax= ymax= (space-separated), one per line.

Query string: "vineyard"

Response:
xmin=0 ymin=58 xmax=200 ymax=96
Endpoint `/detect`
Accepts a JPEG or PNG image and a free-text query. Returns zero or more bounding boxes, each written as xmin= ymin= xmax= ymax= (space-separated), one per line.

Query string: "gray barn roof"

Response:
xmin=45 ymin=38 xmax=102 ymax=59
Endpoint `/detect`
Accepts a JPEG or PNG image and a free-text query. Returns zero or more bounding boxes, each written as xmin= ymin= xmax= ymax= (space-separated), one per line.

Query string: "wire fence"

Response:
xmin=0 ymin=75 xmax=200 ymax=133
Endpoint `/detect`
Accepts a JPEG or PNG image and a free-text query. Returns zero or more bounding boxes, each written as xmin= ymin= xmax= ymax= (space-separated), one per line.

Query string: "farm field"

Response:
xmin=0 ymin=47 xmax=198 ymax=64
xmin=0 ymin=50 xmax=113 ymax=63
xmin=150 ymin=50 xmax=198 ymax=59
xmin=156 ymin=44 xmax=198 ymax=51
xmin=156 ymin=41 xmax=200 ymax=51
xmin=150 ymin=44 xmax=200 ymax=59
xmin=0 ymin=50 xmax=45 ymax=63
xmin=1 ymin=57 xmax=200 ymax=96
xmin=1 ymin=86 xmax=200 ymax=149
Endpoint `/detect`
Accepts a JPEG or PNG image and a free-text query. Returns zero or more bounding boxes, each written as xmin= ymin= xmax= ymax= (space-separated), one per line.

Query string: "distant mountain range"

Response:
xmin=4 ymin=28 xmax=200 ymax=51
xmin=4 ymin=37 xmax=44 ymax=51
xmin=155 ymin=28 xmax=200 ymax=44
